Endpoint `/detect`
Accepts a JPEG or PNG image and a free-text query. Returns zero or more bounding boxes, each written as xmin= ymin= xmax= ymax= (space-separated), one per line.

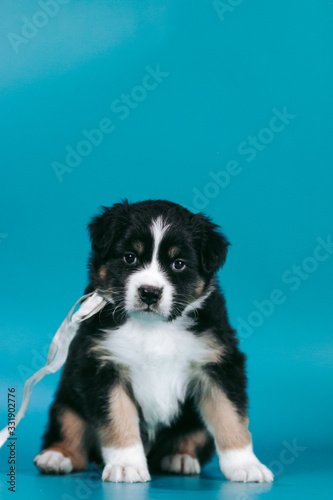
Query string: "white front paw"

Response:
xmin=219 ymin=445 xmax=274 ymax=483
xmin=102 ymin=463 xmax=151 ymax=482
xmin=101 ymin=443 xmax=151 ymax=483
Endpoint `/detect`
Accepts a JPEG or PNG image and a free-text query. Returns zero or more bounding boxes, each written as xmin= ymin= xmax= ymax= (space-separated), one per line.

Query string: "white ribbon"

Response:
xmin=0 ymin=291 xmax=107 ymax=448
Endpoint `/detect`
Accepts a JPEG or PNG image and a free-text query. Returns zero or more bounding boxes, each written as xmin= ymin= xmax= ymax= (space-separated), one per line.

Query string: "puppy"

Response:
xmin=34 ymin=200 xmax=273 ymax=483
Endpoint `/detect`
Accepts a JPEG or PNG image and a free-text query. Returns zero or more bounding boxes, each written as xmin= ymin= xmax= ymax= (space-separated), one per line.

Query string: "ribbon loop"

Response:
xmin=0 ymin=291 xmax=107 ymax=448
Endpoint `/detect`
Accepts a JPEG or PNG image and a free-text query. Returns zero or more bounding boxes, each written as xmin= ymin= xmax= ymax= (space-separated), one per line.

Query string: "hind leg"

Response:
xmin=160 ymin=429 xmax=214 ymax=475
xmin=34 ymin=404 xmax=88 ymax=474
xmin=148 ymin=427 xmax=214 ymax=475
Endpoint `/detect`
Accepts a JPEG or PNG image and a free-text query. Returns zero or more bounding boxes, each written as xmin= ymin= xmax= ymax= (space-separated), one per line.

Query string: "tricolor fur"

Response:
xmin=34 ymin=200 xmax=273 ymax=483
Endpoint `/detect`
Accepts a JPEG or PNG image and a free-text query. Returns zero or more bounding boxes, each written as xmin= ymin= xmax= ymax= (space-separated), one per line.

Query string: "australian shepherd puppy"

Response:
xmin=34 ymin=200 xmax=273 ymax=483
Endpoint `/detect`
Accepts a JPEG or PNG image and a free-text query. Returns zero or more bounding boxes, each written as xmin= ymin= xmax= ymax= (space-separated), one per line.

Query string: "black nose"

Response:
xmin=139 ymin=286 xmax=163 ymax=305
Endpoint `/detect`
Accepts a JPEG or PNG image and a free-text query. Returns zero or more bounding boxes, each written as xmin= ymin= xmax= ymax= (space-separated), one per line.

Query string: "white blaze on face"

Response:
xmin=125 ymin=217 xmax=174 ymax=317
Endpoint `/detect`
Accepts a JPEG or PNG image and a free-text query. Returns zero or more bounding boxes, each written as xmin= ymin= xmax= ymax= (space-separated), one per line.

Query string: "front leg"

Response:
xmin=99 ymin=385 xmax=151 ymax=483
xmin=199 ymin=383 xmax=273 ymax=482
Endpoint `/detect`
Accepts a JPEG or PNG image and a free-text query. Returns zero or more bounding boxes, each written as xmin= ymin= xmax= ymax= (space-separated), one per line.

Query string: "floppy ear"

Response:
xmin=88 ymin=201 xmax=130 ymax=260
xmin=191 ymin=213 xmax=230 ymax=275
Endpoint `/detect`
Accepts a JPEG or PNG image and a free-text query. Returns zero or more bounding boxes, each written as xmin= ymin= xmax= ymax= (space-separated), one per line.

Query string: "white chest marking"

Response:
xmin=95 ymin=317 xmax=214 ymax=433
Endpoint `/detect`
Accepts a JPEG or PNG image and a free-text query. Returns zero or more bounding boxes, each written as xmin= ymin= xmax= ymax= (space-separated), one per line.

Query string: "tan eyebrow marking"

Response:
xmin=168 ymin=246 xmax=180 ymax=259
xmin=133 ymin=241 xmax=144 ymax=255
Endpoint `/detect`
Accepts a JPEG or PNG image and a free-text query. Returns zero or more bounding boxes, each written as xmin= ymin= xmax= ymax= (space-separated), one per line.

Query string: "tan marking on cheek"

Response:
xmin=195 ymin=279 xmax=205 ymax=297
xmin=168 ymin=246 xmax=179 ymax=259
xmin=200 ymin=386 xmax=251 ymax=451
xmin=133 ymin=241 xmax=144 ymax=255
xmin=202 ymin=334 xmax=225 ymax=363
xmin=207 ymin=344 xmax=225 ymax=363
xmin=99 ymin=385 xmax=141 ymax=449
xmin=40 ymin=409 xmax=88 ymax=470
xmin=99 ymin=265 xmax=107 ymax=280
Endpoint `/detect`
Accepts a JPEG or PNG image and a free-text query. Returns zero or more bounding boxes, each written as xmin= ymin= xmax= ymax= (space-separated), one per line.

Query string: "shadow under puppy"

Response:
xmin=34 ymin=200 xmax=273 ymax=483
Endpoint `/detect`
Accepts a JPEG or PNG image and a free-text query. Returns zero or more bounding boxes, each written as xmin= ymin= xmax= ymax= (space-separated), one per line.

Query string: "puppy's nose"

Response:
xmin=139 ymin=286 xmax=163 ymax=305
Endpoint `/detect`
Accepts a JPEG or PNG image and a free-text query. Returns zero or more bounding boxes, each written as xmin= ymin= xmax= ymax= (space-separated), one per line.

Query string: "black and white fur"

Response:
xmin=34 ymin=200 xmax=273 ymax=483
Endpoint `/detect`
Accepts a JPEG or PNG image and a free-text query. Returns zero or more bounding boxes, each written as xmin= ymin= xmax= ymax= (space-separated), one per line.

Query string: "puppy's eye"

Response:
xmin=172 ymin=260 xmax=186 ymax=271
xmin=124 ymin=253 xmax=137 ymax=265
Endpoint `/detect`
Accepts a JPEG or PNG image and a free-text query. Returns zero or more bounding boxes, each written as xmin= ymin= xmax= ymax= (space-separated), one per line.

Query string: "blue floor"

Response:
xmin=1 ymin=449 xmax=332 ymax=500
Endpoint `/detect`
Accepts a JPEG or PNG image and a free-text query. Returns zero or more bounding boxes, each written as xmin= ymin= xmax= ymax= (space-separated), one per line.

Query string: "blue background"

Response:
xmin=1 ymin=1 xmax=332 ymax=499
